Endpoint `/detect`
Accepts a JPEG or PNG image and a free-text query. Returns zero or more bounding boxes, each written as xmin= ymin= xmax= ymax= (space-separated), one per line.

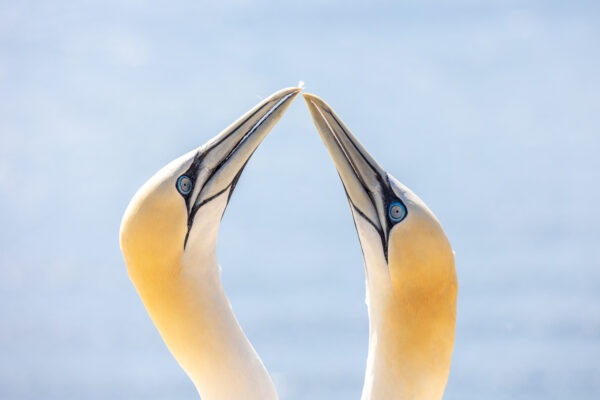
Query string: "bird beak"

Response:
xmin=192 ymin=87 xmax=302 ymax=208
xmin=303 ymin=93 xmax=392 ymax=244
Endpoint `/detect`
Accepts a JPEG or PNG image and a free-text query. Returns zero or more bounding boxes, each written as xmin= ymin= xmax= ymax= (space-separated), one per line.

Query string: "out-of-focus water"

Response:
xmin=1 ymin=1 xmax=599 ymax=399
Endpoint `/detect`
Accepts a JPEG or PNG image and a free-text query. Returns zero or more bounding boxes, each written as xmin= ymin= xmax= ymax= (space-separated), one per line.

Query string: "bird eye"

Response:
xmin=177 ymin=175 xmax=193 ymax=195
xmin=388 ymin=202 xmax=407 ymax=222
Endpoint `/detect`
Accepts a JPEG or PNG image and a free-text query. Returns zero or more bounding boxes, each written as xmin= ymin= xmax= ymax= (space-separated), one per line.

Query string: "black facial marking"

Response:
xmin=176 ymin=152 xmax=203 ymax=210
xmin=318 ymin=107 xmax=410 ymax=259
xmin=345 ymin=175 xmax=407 ymax=261
xmin=178 ymin=110 xmax=268 ymax=249
xmin=179 ymin=150 xmax=238 ymax=249
xmin=177 ymin=94 xmax=294 ymax=250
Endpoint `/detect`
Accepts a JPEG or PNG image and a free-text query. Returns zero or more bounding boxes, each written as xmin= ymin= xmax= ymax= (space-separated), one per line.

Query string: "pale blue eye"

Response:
xmin=388 ymin=201 xmax=406 ymax=222
xmin=177 ymin=175 xmax=193 ymax=195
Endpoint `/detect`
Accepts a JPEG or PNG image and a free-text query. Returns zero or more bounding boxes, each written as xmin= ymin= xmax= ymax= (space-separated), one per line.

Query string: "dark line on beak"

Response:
xmin=204 ymin=101 xmax=272 ymax=153
xmin=316 ymin=105 xmax=390 ymax=259
xmin=183 ymin=92 xmax=297 ymax=250
xmin=183 ymin=183 xmax=232 ymax=249
xmin=322 ymin=107 xmax=389 ymax=194
xmin=347 ymin=195 xmax=389 ymax=261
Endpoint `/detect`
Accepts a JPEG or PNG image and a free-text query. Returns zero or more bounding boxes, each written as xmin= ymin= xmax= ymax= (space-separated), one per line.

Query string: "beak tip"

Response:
xmin=302 ymin=92 xmax=316 ymax=101
xmin=285 ymin=87 xmax=303 ymax=103
xmin=302 ymin=92 xmax=329 ymax=111
xmin=274 ymin=86 xmax=303 ymax=102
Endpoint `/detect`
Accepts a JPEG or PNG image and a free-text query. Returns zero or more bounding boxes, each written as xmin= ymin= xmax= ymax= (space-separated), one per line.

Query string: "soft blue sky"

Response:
xmin=1 ymin=1 xmax=599 ymax=399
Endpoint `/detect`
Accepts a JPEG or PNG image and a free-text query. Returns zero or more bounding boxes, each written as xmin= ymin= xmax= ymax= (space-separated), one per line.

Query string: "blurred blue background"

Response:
xmin=1 ymin=1 xmax=599 ymax=399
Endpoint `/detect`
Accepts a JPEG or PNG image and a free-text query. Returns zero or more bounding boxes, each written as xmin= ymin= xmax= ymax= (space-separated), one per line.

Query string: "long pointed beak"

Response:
xmin=192 ymin=87 xmax=302 ymax=207
xmin=303 ymin=93 xmax=391 ymax=242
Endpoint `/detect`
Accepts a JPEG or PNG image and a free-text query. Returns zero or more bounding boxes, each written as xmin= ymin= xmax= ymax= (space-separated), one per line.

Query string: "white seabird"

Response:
xmin=304 ymin=93 xmax=458 ymax=400
xmin=120 ymin=87 xmax=301 ymax=400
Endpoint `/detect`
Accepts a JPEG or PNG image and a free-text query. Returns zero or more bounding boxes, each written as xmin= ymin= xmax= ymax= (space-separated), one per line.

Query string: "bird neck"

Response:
xmin=360 ymin=262 xmax=457 ymax=400
xmin=129 ymin=248 xmax=278 ymax=400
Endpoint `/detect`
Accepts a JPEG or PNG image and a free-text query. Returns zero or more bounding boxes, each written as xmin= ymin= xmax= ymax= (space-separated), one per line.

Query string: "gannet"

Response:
xmin=119 ymin=87 xmax=301 ymax=400
xmin=303 ymin=94 xmax=458 ymax=400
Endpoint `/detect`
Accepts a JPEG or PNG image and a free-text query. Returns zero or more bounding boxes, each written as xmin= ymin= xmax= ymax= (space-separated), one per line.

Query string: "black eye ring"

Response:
xmin=388 ymin=201 xmax=407 ymax=222
xmin=176 ymin=175 xmax=193 ymax=195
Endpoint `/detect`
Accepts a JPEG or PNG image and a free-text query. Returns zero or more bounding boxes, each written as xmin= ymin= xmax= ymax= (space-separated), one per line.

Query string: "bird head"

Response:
xmin=120 ymin=88 xmax=301 ymax=281
xmin=303 ymin=93 xmax=456 ymax=305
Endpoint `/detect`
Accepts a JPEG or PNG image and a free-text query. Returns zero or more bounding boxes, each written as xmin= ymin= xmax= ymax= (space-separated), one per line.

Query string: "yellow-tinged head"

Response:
xmin=120 ymin=87 xmax=302 ymax=284
xmin=386 ymin=175 xmax=457 ymax=310
xmin=120 ymin=88 xmax=301 ymax=400
xmin=304 ymin=93 xmax=457 ymax=400
xmin=120 ymin=150 xmax=192 ymax=276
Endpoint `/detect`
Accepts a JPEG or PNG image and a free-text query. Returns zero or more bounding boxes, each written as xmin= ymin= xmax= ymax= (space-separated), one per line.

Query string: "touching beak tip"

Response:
xmin=283 ymin=86 xmax=303 ymax=98
xmin=302 ymin=93 xmax=315 ymax=109
xmin=260 ymin=86 xmax=303 ymax=123
xmin=302 ymin=92 xmax=321 ymax=106
xmin=302 ymin=93 xmax=328 ymax=120
xmin=271 ymin=86 xmax=303 ymax=112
